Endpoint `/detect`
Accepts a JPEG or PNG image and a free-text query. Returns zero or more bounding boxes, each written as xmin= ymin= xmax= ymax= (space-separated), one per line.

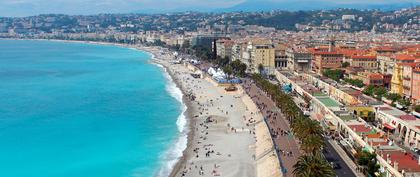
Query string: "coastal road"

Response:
xmin=242 ymin=78 xmax=301 ymax=177
xmin=288 ymin=91 xmax=359 ymax=177
xmin=243 ymin=77 xmax=358 ymax=177
xmin=323 ymin=138 xmax=357 ymax=177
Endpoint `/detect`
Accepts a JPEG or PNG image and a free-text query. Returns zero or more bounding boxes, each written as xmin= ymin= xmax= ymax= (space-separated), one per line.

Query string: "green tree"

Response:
xmin=230 ymin=60 xmax=247 ymax=77
xmin=385 ymin=93 xmax=401 ymax=104
xmin=322 ymin=69 xmax=344 ymax=81
xmin=415 ymin=105 xmax=420 ymax=112
xmin=342 ymin=61 xmax=350 ymax=68
xmin=293 ymin=119 xmax=323 ymax=140
xmin=258 ymin=64 xmax=264 ymax=75
xmin=363 ymin=85 xmax=376 ymax=96
xmin=355 ymin=150 xmax=380 ymax=176
xmin=374 ymin=86 xmax=387 ymax=100
xmin=344 ymin=78 xmax=365 ymax=88
xmin=223 ymin=65 xmax=233 ymax=80
xmin=301 ymin=134 xmax=325 ymax=155
xmin=216 ymin=56 xmax=230 ymax=67
xmin=293 ymin=154 xmax=335 ymax=177
xmin=366 ymin=111 xmax=376 ymax=122
xmin=399 ymin=98 xmax=411 ymax=108
xmin=363 ymin=85 xmax=387 ymax=100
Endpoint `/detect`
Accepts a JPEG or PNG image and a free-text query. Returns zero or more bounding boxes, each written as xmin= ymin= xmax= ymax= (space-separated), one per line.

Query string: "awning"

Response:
xmin=383 ymin=123 xmax=395 ymax=130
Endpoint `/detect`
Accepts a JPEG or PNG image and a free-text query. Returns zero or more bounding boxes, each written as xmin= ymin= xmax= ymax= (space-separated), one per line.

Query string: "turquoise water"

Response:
xmin=0 ymin=40 xmax=183 ymax=177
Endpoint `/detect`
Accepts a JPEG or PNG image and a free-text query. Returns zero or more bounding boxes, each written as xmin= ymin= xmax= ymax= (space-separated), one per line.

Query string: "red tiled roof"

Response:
xmin=398 ymin=62 xmax=420 ymax=67
xmin=400 ymin=115 xmax=417 ymax=121
xmin=366 ymin=133 xmax=382 ymax=138
xmin=375 ymin=46 xmax=397 ymax=52
xmin=348 ymin=124 xmax=371 ymax=133
xmin=382 ymin=151 xmax=420 ymax=173
xmin=339 ymin=49 xmax=368 ymax=57
xmin=315 ymin=51 xmax=343 ymax=55
xmin=369 ymin=73 xmax=383 ymax=80
xmin=395 ymin=54 xmax=417 ymax=61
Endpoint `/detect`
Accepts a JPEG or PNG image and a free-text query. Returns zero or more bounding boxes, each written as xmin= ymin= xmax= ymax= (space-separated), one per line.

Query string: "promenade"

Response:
xmin=242 ymin=78 xmax=301 ymax=176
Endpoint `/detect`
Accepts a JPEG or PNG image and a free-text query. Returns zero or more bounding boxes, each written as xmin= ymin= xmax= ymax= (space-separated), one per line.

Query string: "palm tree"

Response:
xmin=293 ymin=154 xmax=335 ymax=177
xmin=301 ymin=134 xmax=325 ymax=155
xmin=258 ymin=64 xmax=264 ymax=75
xmin=295 ymin=119 xmax=323 ymax=140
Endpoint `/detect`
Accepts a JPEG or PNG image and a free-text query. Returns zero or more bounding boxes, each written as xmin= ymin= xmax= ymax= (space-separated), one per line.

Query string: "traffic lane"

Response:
xmin=323 ymin=138 xmax=357 ymax=177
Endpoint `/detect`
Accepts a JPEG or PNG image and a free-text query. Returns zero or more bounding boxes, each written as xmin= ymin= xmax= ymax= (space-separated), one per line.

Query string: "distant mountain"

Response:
xmin=216 ymin=0 xmax=419 ymax=12
xmin=131 ymin=0 xmax=419 ymax=14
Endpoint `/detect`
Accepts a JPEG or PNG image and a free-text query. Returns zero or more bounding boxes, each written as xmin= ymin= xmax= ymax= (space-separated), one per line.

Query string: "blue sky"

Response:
xmin=0 ymin=0 xmax=417 ymax=17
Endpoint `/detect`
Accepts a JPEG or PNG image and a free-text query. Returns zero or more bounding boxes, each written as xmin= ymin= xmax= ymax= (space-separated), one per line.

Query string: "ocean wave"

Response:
xmin=154 ymin=63 xmax=189 ymax=177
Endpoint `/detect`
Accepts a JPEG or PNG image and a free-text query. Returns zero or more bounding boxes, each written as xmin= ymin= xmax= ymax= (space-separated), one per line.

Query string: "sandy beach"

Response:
xmin=140 ymin=46 xmax=282 ymax=177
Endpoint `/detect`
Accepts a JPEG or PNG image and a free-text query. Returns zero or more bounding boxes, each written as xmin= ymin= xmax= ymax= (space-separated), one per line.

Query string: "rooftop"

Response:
xmin=348 ymin=124 xmax=374 ymax=134
xmin=317 ymin=97 xmax=341 ymax=108
xmin=380 ymin=150 xmax=420 ymax=173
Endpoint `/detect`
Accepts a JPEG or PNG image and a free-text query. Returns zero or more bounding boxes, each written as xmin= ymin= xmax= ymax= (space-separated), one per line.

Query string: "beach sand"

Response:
xmin=141 ymin=46 xmax=282 ymax=177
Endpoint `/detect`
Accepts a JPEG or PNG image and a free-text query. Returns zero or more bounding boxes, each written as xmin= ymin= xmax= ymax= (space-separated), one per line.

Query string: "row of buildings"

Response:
xmin=212 ymin=36 xmax=420 ymax=105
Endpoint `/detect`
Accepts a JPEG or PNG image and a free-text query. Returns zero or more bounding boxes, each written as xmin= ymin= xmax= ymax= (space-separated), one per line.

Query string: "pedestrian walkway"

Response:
xmin=242 ymin=79 xmax=301 ymax=177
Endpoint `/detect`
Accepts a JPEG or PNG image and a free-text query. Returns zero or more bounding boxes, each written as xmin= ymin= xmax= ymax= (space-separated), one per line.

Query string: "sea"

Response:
xmin=0 ymin=39 xmax=187 ymax=177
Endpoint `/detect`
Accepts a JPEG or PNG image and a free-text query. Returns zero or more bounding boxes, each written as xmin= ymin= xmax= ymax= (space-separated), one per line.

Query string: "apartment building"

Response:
xmin=310 ymin=47 xmax=344 ymax=74
xmin=251 ymin=44 xmax=276 ymax=74
xmin=391 ymin=55 xmax=417 ymax=96
xmin=274 ymin=44 xmax=288 ymax=70
xmin=351 ymin=55 xmax=378 ymax=72
xmin=286 ymin=48 xmax=312 ymax=72
xmin=215 ymin=39 xmax=234 ymax=59
xmin=413 ymin=69 xmax=420 ymax=104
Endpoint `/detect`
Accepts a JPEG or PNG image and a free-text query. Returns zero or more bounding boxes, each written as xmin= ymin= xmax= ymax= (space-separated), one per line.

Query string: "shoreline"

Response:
xmin=149 ymin=60 xmax=195 ymax=177
xmin=1 ymin=38 xmax=192 ymax=177
xmin=1 ymin=38 xmax=280 ymax=177
xmin=154 ymin=62 xmax=196 ymax=177
xmin=143 ymin=47 xmax=198 ymax=177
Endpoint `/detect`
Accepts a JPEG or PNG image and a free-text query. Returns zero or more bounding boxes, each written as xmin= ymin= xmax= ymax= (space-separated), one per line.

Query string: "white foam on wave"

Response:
xmin=153 ymin=63 xmax=189 ymax=177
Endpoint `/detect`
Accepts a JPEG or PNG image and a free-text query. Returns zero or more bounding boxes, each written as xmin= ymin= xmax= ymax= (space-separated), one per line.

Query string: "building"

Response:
xmin=231 ymin=40 xmax=246 ymax=61
xmin=401 ymin=62 xmax=420 ymax=102
xmin=342 ymin=15 xmax=356 ymax=21
xmin=378 ymin=54 xmax=395 ymax=75
xmin=191 ymin=35 xmax=227 ymax=58
xmin=215 ymin=39 xmax=234 ymax=59
xmin=413 ymin=69 xmax=420 ymax=104
xmin=351 ymin=55 xmax=378 ymax=72
xmin=274 ymin=44 xmax=288 ymax=70
xmin=250 ymin=44 xmax=275 ymax=74
xmin=391 ymin=55 xmax=417 ymax=96
xmin=311 ymin=48 xmax=344 ymax=74
xmin=286 ymin=48 xmax=312 ymax=72
xmin=376 ymin=106 xmax=420 ymax=148
xmin=351 ymin=72 xmax=386 ymax=86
